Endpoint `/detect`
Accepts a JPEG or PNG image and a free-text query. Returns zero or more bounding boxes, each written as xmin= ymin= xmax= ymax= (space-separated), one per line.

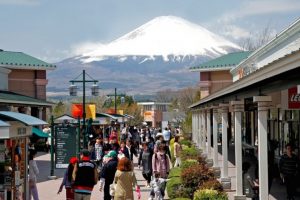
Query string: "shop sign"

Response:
xmin=288 ymin=86 xmax=300 ymax=109
xmin=55 ymin=126 xmax=77 ymax=168
xmin=144 ymin=111 xmax=153 ymax=121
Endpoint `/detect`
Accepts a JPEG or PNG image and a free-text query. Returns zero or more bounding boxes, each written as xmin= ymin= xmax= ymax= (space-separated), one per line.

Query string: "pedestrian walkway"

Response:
xmin=35 ymin=152 xmax=169 ymax=200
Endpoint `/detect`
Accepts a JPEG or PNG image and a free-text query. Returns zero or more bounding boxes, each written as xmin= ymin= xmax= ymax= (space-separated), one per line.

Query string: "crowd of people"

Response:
xmin=56 ymin=125 xmax=182 ymax=200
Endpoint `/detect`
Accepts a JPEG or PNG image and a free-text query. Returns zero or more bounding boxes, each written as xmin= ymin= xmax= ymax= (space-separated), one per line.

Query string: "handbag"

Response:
xmin=109 ymin=183 xmax=116 ymax=196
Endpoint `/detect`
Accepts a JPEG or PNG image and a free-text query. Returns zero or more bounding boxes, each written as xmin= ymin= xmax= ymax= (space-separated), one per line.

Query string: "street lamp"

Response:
xmin=69 ymin=69 xmax=99 ymax=149
xmin=106 ymin=88 xmax=125 ymax=114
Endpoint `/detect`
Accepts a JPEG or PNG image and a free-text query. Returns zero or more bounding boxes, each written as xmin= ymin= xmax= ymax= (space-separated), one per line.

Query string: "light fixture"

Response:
xmin=69 ymin=83 xmax=78 ymax=96
xmin=91 ymin=82 xmax=99 ymax=96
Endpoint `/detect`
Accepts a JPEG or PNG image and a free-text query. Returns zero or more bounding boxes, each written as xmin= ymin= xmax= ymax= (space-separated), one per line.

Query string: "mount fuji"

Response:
xmin=48 ymin=16 xmax=241 ymax=96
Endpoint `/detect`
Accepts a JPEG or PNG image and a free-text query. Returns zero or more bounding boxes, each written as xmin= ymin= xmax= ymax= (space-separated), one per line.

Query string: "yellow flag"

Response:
xmin=86 ymin=104 xmax=96 ymax=119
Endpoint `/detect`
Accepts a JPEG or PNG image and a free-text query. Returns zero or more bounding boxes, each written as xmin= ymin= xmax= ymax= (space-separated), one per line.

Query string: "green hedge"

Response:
xmin=167 ymin=177 xmax=182 ymax=199
xmin=193 ymin=189 xmax=228 ymax=200
xmin=180 ymin=139 xmax=192 ymax=147
xmin=181 ymin=159 xmax=198 ymax=170
xmin=168 ymin=167 xmax=182 ymax=178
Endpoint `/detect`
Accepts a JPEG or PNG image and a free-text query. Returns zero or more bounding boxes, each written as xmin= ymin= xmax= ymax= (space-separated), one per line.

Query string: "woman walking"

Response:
xmin=152 ymin=143 xmax=171 ymax=198
xmin=29 ymin=150 xmax=39 ymax=200
xmin=138 ymin=142 xmax=153 ymax=187
xmin=57 ymin=157 xmax=78 ymax=200
xmin=173 ymin=136 xmax=182 ymax=167
xmin=113 ymin=157 xmax=140 ymax=200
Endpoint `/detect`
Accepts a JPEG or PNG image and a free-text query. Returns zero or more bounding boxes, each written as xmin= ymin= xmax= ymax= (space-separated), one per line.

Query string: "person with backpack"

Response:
xmin=57 ymin=157 xmax=78 ymax=200
xmin=152 ymin=143 xmax=171 ymax=198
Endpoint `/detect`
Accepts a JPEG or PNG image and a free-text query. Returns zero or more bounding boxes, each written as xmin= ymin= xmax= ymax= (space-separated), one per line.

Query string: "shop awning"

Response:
xmin=0 ymin=111 xmax=48 ymax=126
xmin=32 ymin=127 xmax=48 ymax=138
xmin=96 ymin=113 xmax=117 ymax=120
xmin=0 ymin=119 xmax=10 ymax=127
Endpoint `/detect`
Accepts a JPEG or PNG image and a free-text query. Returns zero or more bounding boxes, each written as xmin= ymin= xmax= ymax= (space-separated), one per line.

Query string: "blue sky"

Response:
xmin=0 ymin=0 xmax=299 ymax=62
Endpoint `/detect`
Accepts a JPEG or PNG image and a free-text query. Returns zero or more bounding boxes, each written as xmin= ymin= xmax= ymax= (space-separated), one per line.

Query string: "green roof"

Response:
xmin=0 ymin=50 xmax=56 ymax=69
xmin=32 ymin=127 xmax=49 ymax=138
xmin=0 ymin=90 xmax=53 ymax=106
xmin=190 ymin=51 xmax=252 ymax=72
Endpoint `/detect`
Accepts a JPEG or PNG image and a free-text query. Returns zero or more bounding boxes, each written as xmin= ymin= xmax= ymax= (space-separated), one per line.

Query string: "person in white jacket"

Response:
xmin=29 ymin=150 xmax=39 ymax=200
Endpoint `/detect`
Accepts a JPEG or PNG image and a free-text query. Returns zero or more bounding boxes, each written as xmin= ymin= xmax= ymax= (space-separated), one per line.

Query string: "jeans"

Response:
xmin=29 ymin=184 xmax=39 ymax=200
xmin=142 ymin=172 xmax=152 ymax=184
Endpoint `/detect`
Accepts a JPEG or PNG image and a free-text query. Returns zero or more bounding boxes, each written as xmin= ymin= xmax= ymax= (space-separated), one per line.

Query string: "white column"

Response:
xmin=198 ymin=111 xmax=202 ymax=148
xmin=201 ymin=110 xmax=206 ymax=150
xmin=254 ymin=96 xmax=271 ymax=200
xmin=212 ymin=106 xmax=219 ymax=168
xmin=220 ymin=104 xmax=231 ymax=188
xmin=206 ymin=108 xmax=212 ymax=157
xmin=192 ymin=111 xmax=195 ymax=142
xmin=196 ymin=111 xmax=199 ymax=147
xmin=251 ymin=112 xmax=255 ymax=146
xmin=38 ymin=107 xmax=43 ymax=130
xmin=231 ymin=101 xmax=246 ymax=200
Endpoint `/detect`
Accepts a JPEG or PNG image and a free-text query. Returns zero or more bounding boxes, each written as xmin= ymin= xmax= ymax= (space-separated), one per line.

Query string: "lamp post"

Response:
xmin=107 ymin=88 xmax=125 ymax=114
xmin=69 ymin=70 xmax=99 ymax=149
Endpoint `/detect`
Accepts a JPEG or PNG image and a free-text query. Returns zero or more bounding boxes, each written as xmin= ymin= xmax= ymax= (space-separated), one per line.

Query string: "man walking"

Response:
xmin=72 ymin=149 xmax=98 ymax=200
xmin=279 ymin=143 xmax=299 ymax=200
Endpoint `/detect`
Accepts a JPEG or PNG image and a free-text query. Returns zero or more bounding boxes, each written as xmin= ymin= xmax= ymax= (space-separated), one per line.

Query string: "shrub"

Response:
xmin=181 ymin=139 xmax=192 ymax=147
xmin=181 ymin=159 xmax=198 ymax=170
xmin=174 ymin=198 xmax=191 ymax=200
xmin=175 ymin=185 xmax=194 ymax=199
xmin=166 ymin=177 xmax=182 ymax=199
xmin=199 ymin=179 xmax=224 ymax=192
xmin=180 ymin=146 xmax=200 ymax=160
xmin=193 ymin=189 xmax=228 ymax=200
xmin=181 ymin=164 xmax=215 ymax=198
xmin=168 ymin=167 xmax=182 ymax=178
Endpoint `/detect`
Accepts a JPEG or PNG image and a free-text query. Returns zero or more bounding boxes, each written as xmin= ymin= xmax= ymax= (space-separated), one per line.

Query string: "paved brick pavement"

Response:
xmin=35 ymin=152 xmax=168 ymax=200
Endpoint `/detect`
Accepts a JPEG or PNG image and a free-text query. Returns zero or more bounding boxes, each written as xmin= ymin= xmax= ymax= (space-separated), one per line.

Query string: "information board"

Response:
xmin=55 ymin=126 xmax=77 ymax=168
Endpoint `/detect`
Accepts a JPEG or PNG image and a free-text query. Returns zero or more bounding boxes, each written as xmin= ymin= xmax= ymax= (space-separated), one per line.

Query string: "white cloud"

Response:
xmin=71 ymin=42 xmax=105 ymax=56
xmin=0 ymin=0 xmax=39 ymax=5
xmin=222 ymin=25 xmax=251 ymax=40
xmin=221 ymin=0 xmax=300 ymax=23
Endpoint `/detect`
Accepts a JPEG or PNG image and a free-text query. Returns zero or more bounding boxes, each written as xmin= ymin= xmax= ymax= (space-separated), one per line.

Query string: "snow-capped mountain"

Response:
xmin=48 ymin=16 xmax=241 ymax=96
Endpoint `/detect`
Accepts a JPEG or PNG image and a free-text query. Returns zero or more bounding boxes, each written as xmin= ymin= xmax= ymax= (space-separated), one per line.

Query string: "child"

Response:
xmin=148 ymin=174 xmax=169 ymax=200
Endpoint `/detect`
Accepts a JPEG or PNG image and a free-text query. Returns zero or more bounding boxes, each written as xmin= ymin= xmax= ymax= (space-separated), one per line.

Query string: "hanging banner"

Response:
xmin=71 ymin=104 xmax=96 ymax=119
xmin=288 ymin=86 xmax=300 ymax=109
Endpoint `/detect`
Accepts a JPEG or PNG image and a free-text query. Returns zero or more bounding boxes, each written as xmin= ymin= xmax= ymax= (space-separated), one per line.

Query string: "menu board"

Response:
xmin=55 ymin=126 xmax=77 ymax=168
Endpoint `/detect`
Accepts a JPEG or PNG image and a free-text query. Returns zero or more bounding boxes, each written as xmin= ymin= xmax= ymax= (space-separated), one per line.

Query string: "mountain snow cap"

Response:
xmin=80 ymin=16 xmax=240 ymax=63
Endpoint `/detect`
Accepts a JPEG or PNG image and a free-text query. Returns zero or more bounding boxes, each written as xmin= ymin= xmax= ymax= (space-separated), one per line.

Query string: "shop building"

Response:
xmin=190 ymin=18 xmax=300 ymax=200
xmin=137 ymin=102 xmax=171 ymax=128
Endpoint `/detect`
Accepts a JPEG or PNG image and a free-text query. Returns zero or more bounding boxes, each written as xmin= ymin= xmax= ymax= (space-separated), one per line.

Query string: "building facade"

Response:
xmin=190 ymin=18 xmax=300 ymax=200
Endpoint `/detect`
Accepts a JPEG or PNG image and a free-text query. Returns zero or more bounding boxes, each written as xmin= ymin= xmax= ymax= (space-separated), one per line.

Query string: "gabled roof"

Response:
xmin=189 ymin=51 xmax=252 ymax=72
xmin=0 ymin=90 xmax=53 ymax=106
xmin=0 ymin=50 xmax=56 ymax=70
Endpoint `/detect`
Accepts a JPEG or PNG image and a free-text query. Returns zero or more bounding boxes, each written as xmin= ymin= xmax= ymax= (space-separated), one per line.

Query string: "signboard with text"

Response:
xmin=288 ymin=86 xmax=300 ymax=109
xmin=55 ymin=126 xmax=77 ymax=168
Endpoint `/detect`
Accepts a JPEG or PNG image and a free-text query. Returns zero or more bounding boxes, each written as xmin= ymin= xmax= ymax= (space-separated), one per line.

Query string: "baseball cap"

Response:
xmin=107 ymin=150 xmax=117 ymax=158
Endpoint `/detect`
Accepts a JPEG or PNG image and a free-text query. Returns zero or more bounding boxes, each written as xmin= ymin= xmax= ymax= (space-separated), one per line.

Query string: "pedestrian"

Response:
xmin=160 ymin=140 xmax=172 ymax=160
xmin=72 ymin=149 xmax=98 ymax=200
xmin=154 ymin=132 xmax=164 ymax=153
xmin=152 ymin=143 xmax=171 ymax=198
xmin=279 ymin=143 xmax=299 ymax=200
xmin=99 ymin=150 xmax=118 ymax=200
xmin=242 ymin=162 xmax=258 ymax=200
xmin=58 ymin=157 xmax=78 ymax=200
xmin=162 ymin=127 xmax=171 ymax=145
xmin=94 ymin=137 xmax=104 ymax=170
xmin=109 ymin=135 xmax=120 ymax=153
xmin=173 ymin=135 xmax=182 ymax=167
xmin=29 ymin=149 xmax=39 ymax=200
xmin=138 ymin=142 xmax=153 ymax=187
xmin=148 ymin=173 xmax=170 ymax=200
xmin=126 ymin=139 xmax=138 ymax=161
xmin=103 ymin=137 xmax=111 ymax=155
xmin=113 ymin=157 xmax=140 ymax=200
